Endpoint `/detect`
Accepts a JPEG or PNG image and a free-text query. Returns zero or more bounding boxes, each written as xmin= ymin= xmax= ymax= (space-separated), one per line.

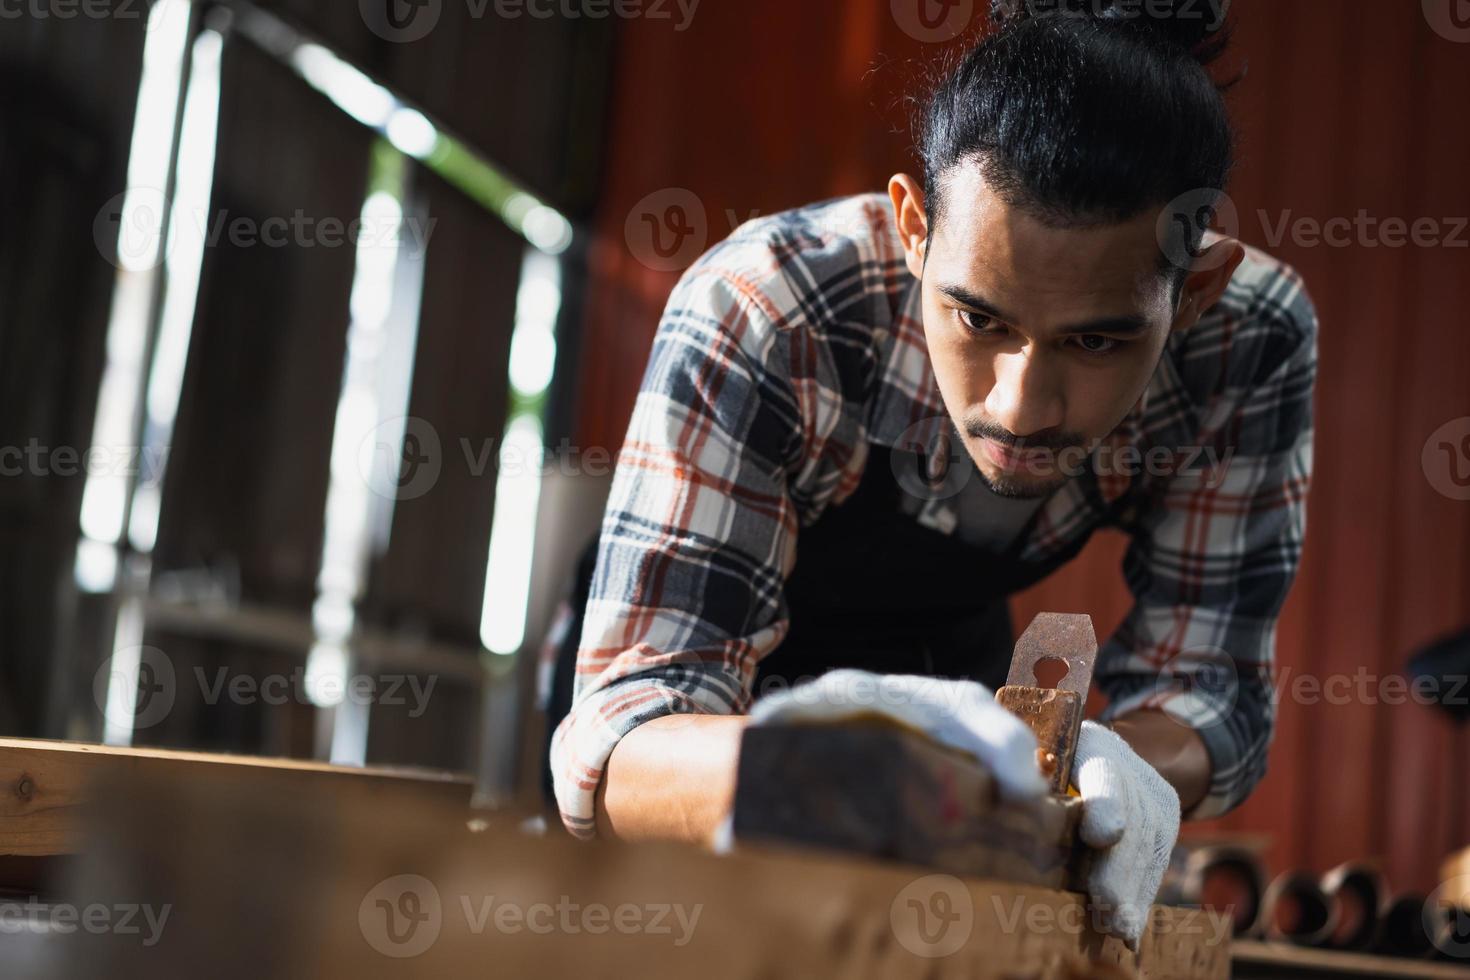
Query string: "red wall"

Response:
xmin=573 ymin=1 xmax=1470 ymax=892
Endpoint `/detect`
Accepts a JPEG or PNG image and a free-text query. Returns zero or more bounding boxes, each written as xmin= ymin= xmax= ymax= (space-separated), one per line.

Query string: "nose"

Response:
xmin=984 ymin=346 xmax=1065 ymax=440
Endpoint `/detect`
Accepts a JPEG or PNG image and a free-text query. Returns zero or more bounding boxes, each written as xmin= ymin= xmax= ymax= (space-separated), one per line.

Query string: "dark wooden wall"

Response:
xmin=250 ymin=0 xmax=612 ymax=214
xmin=0 ymin=4 xmax=148 ymax=734
xmin=569 ymin=1 xmax=1470 ymax=892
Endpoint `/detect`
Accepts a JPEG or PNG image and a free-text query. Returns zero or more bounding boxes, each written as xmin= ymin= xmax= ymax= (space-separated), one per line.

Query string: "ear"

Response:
xmin=888 ymin=173 xmax=929 ymax=281
xmin=1170 ymin=237 xmax=1246 ymax=334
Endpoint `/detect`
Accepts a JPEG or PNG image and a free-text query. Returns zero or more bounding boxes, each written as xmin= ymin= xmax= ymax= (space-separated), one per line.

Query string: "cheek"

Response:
xmin=1064 ymin=350 xmax=1160 ymax=435
xmin=922 ymin=314 xmax=996 ymax=410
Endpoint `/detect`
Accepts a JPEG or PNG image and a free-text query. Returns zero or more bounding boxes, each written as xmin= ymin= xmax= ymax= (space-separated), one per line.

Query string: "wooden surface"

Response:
xmin=1233 ymin=939 xmax=1470 ymax=979
xmin=43 ymin=763 xmax=1229 ymax=980
xmin=0 ymin=737 xmax=473 ymax=860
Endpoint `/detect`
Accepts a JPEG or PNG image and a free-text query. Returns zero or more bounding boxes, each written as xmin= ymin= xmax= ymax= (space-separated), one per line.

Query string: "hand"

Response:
xmin=1074 ymin=720 xmax=1182 ymax=951
xmin=747 ymin=670 xmax=1049 ymax=803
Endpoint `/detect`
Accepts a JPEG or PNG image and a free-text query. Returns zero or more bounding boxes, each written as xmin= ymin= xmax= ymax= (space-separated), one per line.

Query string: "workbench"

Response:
xmin=1 ymin=736 xmax=1229 ymax=979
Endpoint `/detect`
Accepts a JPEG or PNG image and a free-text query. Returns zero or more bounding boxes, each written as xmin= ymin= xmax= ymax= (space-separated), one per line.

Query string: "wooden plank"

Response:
xmin=1233 ymin=939 xmax=1470 ymax=979
xmin=52 ymin=764 xmax=1229 ymax=979
xmin=0 ymin=738 xmax=472 ymax=859
xmin=734 ymin=722 xmax=1085 ymax=891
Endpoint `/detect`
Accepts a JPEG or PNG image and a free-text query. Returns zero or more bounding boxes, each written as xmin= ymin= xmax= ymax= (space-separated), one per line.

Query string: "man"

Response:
xmin=550 ymin=0 xmax=1316 ymax=949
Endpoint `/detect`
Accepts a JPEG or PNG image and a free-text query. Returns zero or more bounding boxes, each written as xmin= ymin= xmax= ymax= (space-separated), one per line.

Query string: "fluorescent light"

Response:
xmin=304 ymin=643 xmax=348 ymax=708
xmin=82 ymin=0 xmax=194 ymax=548
xmin=522 ymin=205 xmax=573 ymax=255
xmin=509 ymin=320 xmax=557 ymax=396
xmin=386 ymin=107 xmax=439 ymax=160
xmin=244 ymin=8 xmax=576 ymax=257
xmin=480 ymin=414 xmax=545 ymax=655
xmin=290 ymin=43 xmax=394 ymax=129
xmin=145 ymin=27 xmax=223 ymax=431
xmin=480 ymin=249 xmax=563 ymax=656
xmin=130 ymin=27 xmax=224 ymax=555
xmin=75 ymin=537 xmax=120 ymax=594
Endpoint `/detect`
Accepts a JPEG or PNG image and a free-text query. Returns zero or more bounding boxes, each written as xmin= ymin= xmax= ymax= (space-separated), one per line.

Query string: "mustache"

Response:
xmin=963 ymin=418 xmax=1088 ymax=453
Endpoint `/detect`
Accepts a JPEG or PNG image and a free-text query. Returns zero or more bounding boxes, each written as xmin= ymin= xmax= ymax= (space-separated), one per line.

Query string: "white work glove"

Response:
xmin=746 ymin=670 xmax=1049 ymax=803
xmin=1074 ymin=720 xmax=1182 ymax=951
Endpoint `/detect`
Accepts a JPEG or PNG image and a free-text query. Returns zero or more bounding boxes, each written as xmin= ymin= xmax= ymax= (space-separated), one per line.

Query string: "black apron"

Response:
xmin=542 ymin=444 xmax=1095 ymax=800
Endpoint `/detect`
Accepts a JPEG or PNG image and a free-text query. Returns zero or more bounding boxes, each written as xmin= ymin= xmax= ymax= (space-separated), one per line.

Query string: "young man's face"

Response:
xmin=890 ymin=160 xmax=1242 ymax=499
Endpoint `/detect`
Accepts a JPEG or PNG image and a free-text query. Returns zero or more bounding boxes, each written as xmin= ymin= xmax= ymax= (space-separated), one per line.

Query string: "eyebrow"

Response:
xmin=935 ymin=282 xmax=1153 ymax=337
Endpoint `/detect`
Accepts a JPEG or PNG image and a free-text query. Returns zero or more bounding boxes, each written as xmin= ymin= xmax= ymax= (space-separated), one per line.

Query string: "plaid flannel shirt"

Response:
xmin=552 ymin=193 xmax=1316 ymax=838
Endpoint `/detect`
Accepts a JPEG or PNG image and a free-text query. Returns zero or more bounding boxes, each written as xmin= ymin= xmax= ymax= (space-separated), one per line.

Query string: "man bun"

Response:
xmin=989 ymin=0 xmax=1233 ymax=66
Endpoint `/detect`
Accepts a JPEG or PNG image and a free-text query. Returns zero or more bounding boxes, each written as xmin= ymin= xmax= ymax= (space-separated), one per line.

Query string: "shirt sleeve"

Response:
xmin=550 ymin=269 xmax=806 ymax=839
xmin=1097 ymin=274 xmax=1318 ymax=820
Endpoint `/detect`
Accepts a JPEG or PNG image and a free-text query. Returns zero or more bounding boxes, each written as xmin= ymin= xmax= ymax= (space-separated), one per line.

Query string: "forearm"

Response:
xmin=1108 ymin=709 xmax=1211 ymax=815
xmin=595 ymin=714 xmax=750 ymax=844
xmin=591 ymin=708 xmax=1212 ymax=842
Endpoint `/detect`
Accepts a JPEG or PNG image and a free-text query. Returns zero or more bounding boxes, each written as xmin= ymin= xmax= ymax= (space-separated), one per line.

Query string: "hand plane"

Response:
xmin=996 ymin=612 xmax=1099 ymax=794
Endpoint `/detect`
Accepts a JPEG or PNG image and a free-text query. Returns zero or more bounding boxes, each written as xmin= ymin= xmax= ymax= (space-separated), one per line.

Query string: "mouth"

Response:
xmin=979 ymin=437 xmax=1057 ymax=475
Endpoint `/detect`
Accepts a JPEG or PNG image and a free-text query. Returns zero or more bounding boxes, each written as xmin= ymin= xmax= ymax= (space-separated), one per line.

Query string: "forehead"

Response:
xmin=928 ymin=161 xmax=1172 ymax=325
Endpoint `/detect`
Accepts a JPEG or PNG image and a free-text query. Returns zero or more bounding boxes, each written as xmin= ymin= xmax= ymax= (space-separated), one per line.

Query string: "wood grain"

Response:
xmin=734 ymin=722 xmax=1086 ymax=890
xmin=0 ymin=737 xmax=472 ymax=859
xmin=50 ymin=762 xmax=1229 ymax=980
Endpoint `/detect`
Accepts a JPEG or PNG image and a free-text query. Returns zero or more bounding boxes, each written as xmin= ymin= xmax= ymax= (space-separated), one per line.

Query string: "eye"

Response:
xmin=957 ymin=309 xmax=997 ymax=334
xmin=1072 ymin=334 xmax=1121 ymax=356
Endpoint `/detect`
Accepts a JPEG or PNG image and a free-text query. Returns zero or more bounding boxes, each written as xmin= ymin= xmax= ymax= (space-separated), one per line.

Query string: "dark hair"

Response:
xmin=918 ymin=0 xmax=1238 ymax=288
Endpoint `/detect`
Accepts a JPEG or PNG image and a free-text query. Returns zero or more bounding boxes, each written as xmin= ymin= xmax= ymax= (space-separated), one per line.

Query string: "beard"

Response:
xmin=972 ymin=464 xmax=1060 ymax=500
xmin=960 ymin=416 xmax=1092 ymax=500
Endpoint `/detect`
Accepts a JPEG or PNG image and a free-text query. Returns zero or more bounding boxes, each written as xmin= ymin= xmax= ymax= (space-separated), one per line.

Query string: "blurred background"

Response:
xmin=1 ymin=0 xmax=1467 ymax=902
